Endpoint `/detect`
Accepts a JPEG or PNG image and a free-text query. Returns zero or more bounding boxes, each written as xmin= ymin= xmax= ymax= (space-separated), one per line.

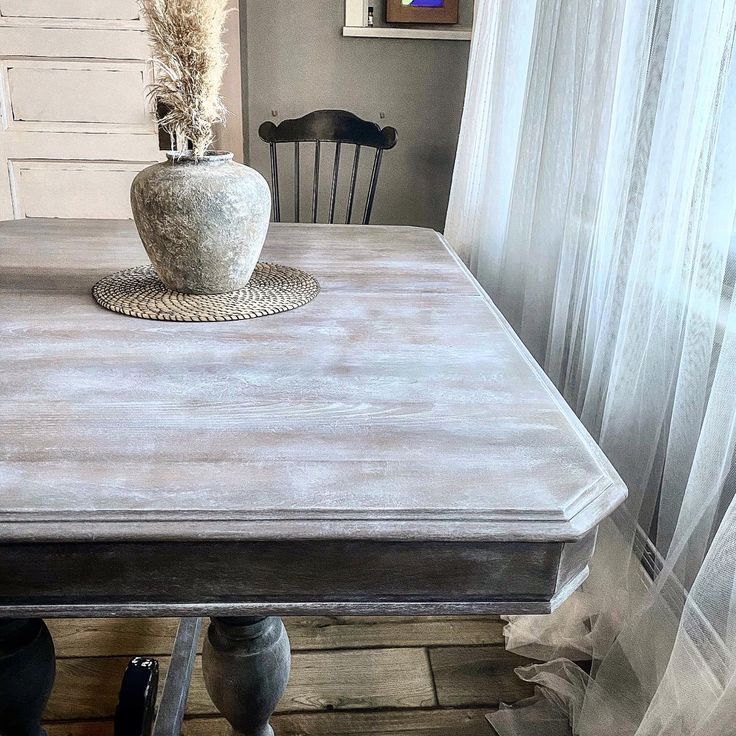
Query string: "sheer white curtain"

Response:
xmin=445 ymin=0 xmax=736 ymax=734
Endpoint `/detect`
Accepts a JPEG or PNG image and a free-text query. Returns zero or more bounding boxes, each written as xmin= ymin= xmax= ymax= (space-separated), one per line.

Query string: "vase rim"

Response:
xmin=165 ymin=150 xmax=234 ymax=163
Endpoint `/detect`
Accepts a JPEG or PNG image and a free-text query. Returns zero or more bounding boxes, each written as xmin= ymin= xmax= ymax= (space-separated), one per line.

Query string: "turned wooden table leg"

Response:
xmin=0 ymin=619 xmax=55 ymax=736
xmin=203 ymin=617 xmax=290 ymax=736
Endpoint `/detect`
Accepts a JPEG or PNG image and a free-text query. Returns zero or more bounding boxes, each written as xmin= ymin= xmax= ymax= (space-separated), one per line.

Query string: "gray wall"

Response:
xmin=241 ymin=1 xmax=470 ymax=231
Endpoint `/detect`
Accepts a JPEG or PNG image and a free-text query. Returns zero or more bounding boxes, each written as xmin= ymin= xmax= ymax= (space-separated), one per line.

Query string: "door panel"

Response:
xmin=0 ymin=27 xmax=150 ymax=59
xmin=0 ymin=1 xmax=141 ymax=21
xmin=5 ymin=61 xmax=152 ymax=131
xmin=0 ymin=2 xmax=161 ymax=220
xmin=9 ymin=160 xmax=153 ymax=219
xmin=3 ymin=130 xmax=162 ymax=161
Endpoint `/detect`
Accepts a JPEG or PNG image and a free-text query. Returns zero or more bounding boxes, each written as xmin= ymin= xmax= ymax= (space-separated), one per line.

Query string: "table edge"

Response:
xmin=0 ymin=222 xmax=628 ymax=543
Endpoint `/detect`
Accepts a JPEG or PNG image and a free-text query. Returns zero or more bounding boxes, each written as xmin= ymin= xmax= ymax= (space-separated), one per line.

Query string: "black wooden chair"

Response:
xmin=258 ymin=109 xmax=398 ymax=225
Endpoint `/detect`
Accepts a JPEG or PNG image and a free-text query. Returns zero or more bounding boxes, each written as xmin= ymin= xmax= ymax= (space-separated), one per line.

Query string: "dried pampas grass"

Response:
xmin=140 ymin=0 xmax=229 ymax=159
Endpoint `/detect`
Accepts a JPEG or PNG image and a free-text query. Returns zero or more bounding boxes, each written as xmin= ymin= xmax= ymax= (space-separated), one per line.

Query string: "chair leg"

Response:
xmin=114 ymin=657 xmax=159 ymax=736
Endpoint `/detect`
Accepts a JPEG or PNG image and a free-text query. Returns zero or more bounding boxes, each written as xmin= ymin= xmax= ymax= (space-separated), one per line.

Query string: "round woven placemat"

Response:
xmin=92 ymin=263 xmax=320 ymax=322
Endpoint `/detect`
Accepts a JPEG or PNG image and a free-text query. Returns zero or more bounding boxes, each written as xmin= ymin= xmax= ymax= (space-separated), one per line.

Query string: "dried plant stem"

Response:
xmin=139 ymin=0 xmax=229 ymax=159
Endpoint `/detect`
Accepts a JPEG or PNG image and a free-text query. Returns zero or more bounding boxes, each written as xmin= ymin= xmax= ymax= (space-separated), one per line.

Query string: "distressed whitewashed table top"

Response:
xmin=0 ymin=219 xmax=626 ymax=543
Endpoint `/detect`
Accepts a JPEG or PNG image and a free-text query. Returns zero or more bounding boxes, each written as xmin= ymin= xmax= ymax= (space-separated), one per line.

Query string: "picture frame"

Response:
xmin=386 ymin=0 xmax=459 ymax=25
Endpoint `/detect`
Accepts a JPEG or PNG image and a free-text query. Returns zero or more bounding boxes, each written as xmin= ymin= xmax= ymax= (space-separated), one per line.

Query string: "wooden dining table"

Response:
xmin=0 ymin=219 xmax=626 ymax=736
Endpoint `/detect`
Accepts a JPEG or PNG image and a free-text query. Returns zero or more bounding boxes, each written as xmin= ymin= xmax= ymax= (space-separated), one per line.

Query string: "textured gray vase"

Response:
xmin=130 ymin=151 xmax=271 ymax=294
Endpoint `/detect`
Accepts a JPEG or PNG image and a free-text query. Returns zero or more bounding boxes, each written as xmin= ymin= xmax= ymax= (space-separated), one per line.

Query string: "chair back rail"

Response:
xmin=259 ymin=110 xmax=397 ymax=225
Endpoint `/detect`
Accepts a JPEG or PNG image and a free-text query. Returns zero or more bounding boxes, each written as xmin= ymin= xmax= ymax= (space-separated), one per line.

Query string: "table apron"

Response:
xmin=0 ymin=533 xmax=596 ymax=617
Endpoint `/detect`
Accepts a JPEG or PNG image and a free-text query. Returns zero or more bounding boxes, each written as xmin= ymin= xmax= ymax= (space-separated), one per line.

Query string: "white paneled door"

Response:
xmin=0 ymin=1 xmax=163 ymax=220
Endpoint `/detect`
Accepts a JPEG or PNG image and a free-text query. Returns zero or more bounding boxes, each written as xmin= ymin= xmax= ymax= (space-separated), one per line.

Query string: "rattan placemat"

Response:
xmin=92 ymin=263 xmax=320 ymax=322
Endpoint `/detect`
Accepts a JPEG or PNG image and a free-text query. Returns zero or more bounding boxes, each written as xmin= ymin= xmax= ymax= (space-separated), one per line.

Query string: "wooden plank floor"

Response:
xmin=43 ymin=617 xmax=533 ymax=735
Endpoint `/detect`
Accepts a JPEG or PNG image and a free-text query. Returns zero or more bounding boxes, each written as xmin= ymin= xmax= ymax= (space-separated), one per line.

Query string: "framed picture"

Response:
xmin=386 ymin=0 xmax=459 ymax=24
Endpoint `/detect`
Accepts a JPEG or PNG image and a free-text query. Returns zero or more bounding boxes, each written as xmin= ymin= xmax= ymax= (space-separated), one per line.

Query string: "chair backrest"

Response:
xmin=258 ymin=109 xmax=398 ymax=225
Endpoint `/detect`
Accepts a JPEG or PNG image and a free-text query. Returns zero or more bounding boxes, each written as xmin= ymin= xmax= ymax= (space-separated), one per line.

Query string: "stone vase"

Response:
xmin=130 ymin=151 xmax=271 ymax=294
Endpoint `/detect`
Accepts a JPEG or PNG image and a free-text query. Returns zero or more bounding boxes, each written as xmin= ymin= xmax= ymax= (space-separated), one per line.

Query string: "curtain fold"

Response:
xmin=445 ymin=1 xmax=736 ymax=734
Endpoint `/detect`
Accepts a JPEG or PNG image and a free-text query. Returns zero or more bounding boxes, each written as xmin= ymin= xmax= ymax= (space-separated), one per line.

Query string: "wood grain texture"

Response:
xmin=0 ymin=539 xmax=567 ymax=614
xmin=281 ymin=648 xmax=436 ymax=712
xmin=430 ymin=646 xmax=534 ymax=706
xmin=45 ymin=708 xmax=496 ymax=736
xmin=283 ymin=615 xmax=505 ymax=649
xmin=44 ymin=649 xmax=436 ymax=721
xmin=47 ymin=616 xmax=505 ymax=657
xmin=0 ymin=220 xmax=625 ymax=615
xmin=215 ymin=709 xmax=495 ymax=736
xmin=41 ymin=615 xmax=530 ymax=736
xmin=48 ymin=618 xmax=179 ymax=659
xmin=0 ymin=219 xmax=626 ymax=544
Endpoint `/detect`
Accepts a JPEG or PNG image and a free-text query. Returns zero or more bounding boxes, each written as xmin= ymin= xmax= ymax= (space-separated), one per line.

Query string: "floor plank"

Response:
xmin=45 ymin=648 xmax=436 ymax=721
xmin=47 ymin=616 xmax=505 ymax=657
xmin=43 ymin=723 xmax=111 ymax=736
xmin=285 ymin=616 xmax=505 ymax=649
xmin=45 ymin=708 xmax=497 ymax=736
xmin=429 ymin=646 xmax=534 ymax=706
xmin=201 ymin=708 xmax=496 ymax=736
xmin=46 ymin=656 xmax=173 ymax=721
xmin=279 ymin=649 xmax=436 ymax=712
xmin=42 ymin=617 xmax=531 ymax=735
xmin=48 ymin=618 xmax=178 ymax=658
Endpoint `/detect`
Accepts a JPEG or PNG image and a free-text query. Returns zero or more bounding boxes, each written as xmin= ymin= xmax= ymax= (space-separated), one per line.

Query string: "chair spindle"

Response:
xmin=363 ymin=149 xmax=383 ymax=225
xmin=328 ymin=143 xmax=342 ymax=224
xmin=312 ymin=141 xmax=321 ymax=223
xmin=294 ymin=142 xmax=300 ymax=223
xmin=346 ymin=145 xmax=361 ymax=225
xmin=269 ymin=142 xmax=281 ymax=222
